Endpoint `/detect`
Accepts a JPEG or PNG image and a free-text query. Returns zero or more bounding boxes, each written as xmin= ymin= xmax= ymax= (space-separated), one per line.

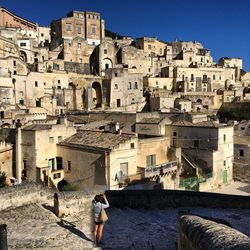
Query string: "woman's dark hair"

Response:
xmin=94 ymin=194 xmax=101 ymax=203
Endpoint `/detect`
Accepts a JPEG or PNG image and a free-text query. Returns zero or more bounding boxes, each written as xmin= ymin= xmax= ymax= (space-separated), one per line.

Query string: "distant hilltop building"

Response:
xmin=0 ymin=6 xmax=37 ymax=30
xmin=51 ymin=10 xmax=105 ymax=46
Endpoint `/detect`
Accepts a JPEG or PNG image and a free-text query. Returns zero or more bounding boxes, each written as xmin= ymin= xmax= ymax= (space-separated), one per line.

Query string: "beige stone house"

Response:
xmin=165 ymin=120 xmax=234 ymax=190
xmin=103 ymin=68 xmax=144 ymax=111
xmin=16 ymin=123 xmax=76 ymax=186
xmin=54 ymin=127 xmax=179 ymax=190
xmin=233 ymin=120 xmax=250 ymax=182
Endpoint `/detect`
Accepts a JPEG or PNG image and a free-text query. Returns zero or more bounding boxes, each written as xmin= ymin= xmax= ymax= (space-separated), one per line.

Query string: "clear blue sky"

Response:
xmin=1 ymin=0 xmax=250 ymax=70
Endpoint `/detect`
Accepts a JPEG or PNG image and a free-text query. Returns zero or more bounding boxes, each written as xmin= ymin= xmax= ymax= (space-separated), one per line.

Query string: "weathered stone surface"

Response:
xmin=178 ymin=215 xmax=250 ymax=250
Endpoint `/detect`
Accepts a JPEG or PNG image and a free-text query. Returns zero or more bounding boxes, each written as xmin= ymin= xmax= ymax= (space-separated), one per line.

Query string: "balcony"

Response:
xmin=145 ymin=161 xmax=178 ymax=178
xmin=117 ymin=172 xmax=144 ymax=186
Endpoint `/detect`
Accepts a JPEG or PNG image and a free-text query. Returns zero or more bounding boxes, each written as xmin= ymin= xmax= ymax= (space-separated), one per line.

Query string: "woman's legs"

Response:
xmin=93 ymin=223 xmax=99 ymax=243
xmin=97 ymin=224 xmax=104 ymax=243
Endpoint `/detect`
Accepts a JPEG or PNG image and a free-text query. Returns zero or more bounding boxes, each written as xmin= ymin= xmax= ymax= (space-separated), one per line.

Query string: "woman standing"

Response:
xmin=93 ymin=193 xmax=109 ymax=246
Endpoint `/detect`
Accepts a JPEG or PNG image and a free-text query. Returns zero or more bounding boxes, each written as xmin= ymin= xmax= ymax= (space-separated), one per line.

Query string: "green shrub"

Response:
xmin=0 ymin=171 xmax=7 ymax=188
xmin=61 ymin=182 xmax=77 ymax=191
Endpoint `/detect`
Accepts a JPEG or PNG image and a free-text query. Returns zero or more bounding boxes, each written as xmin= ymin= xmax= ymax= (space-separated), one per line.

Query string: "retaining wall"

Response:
xmin=178 ymin=215 xmax=250 ymax=250
xmin=0 ymin=182 xmax=53 ymax=211
xmin=106 ymin=189 xmax=250 ymax=209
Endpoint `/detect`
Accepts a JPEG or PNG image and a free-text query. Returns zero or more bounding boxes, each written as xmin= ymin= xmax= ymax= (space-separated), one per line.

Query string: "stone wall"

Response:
xmin=0 ymin=182 xmax=53 ymax=211
xmin=54 ymin=191 xmax=95 ymax=217
xmin=105 ymin=190 xmax=250 ymax=209
xmin=178 ymin=214 xmax=250 ymax=250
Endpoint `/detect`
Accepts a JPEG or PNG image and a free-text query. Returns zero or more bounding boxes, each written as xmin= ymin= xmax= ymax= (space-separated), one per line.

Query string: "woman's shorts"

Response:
xmin=94 ymin=221 xmax=105 ymax=225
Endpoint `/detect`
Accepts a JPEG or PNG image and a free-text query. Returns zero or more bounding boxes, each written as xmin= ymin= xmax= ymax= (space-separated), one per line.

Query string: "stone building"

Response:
xmin=0 ymin=140 xmax=13 ymax=185
xmin=233 ymin=120 xmax=250 ymax=182
xmin=16 ymin=123 xmax=76 ymax=186
xmin=165 ymin=120 xmax=234 ymax=190
xmin=51 ymin=10 xmax=105 ymax=47
xmin=0 ymin=7 xmax=37 ymax=31
xmin=103 ymin=68 xmax=144 ymax=111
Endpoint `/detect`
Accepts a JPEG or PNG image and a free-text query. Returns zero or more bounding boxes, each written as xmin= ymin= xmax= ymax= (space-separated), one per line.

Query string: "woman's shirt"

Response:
xmin=93 ymin=197 xmax=109 ymax=222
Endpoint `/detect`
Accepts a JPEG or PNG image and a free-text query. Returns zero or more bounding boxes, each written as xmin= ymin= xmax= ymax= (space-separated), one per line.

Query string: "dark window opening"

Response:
xmin=194 ymin=140 xmax=199 ymax=148
xmin=56 ymin=157 xmax=63 ymax=170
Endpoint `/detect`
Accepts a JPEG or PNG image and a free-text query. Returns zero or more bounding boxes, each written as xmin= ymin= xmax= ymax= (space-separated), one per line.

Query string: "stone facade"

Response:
xmin=0 ymin=7 xmax=37 ymax=30
xmin=51 ymin=10 xmax=104 ymax=46
xmin=165 ymin=121 xmax=234 ymax=189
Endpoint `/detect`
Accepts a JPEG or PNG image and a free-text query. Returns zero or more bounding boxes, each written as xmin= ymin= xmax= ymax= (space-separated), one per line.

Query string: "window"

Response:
xmin=53 ymin=173 xmax=61 ymax=179
xmin=58 ymin=136 xmax=63 ymax=143
xmin=115 ymin=73 xmax=118 ymax=77
xmin=117 ymin=99 xmax=121 ymax=107
xmin=224 ymin=160 xmax=226 ymax=167
xmin=201 ymin=58 xmax=203 ymax=62
xmin=77 ymin=27 xmax=81 ymax=34
xmin=105 ymin=63 xmax=109 ymax=70
xmin=41 ymin=33 xmax=44 ymax=37
xmin=194 ymin=140 xmax=199 ymax=148
xmin=128 ymin=82 xmax=131 ymax=89
xmin=67 ymin=161 xmax=71 ymax=172
xmin=232 ymin=74 xmax=234 ymax=80
xmin=44 ymin=82 xmax=46 ymax=86
xmin=223 ymin=134 xmax=226 ymax=142
xmin=56 ymin=157 xmax=63 ymax=170
xmin=13 ymin=60 xmax=16 ymax=66
xmin=92 ymin=27 xmax=96 ymax=35
xmin=134 ymin=82 xmax=138 ymax=89
xmin=202 ymin=75 xmax=208 ymax=82
xmin=213 ymin=75 xmax=216 ymax=80
xmin=146 ymin=155 xmax=156 ymax=167
xmin=49 ymin=137 xmax=54 ymax=143
xmin=173 ymin=132 xmax=177 ymax=136
xmin=35 ymin=81 xmax=38 ymax=87
xmin=58 ymin=80 xmax=60 ymax=84
xmin=191 ymin=74 xmax=194 ymax=81
xmin=239 ymin=149 xmax=244 ymax=157
xmin=36 ymin=99 xmax=41 ymax=107
xmin=104 ymin=49 xmax=107 ymax=54
xmin=160 ymin=48 xmax=162 ymax=54
xmin=148 ymin=44 xmax=151 ymax=50
xmin=130 ymin=143 xmax=135 ymax=149
xmin=189 ymin=57 xmax=192 ymax=62
xmin=20 ymin=42 xmax=26 ymax=47
xmin=77 ymin=43 xmax=81 ymax=49
xmin=79 ymin=58 xmax=83 ymax=63
xmin=19 ymin=99 xmax=24 ymax=105
xmin=13 ymin=70 xmax=16 ymax=75
xmin=66 ymin=25 xmax=72 ymax=31
xmin=92 ymin=42 xmax=96 ymax=45
xmin=114 ymin=84 xmax=118 ymax=89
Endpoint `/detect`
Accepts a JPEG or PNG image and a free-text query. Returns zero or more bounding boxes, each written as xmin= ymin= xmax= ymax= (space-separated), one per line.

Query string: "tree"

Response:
xmin=0 ymin=171 xmax=7 ymax=188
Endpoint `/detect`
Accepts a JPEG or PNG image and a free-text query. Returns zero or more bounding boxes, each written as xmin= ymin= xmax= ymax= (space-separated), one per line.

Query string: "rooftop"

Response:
xmin=23 ymin=124 xmax=52 ymax=131
xmin=137 ymin=118 xmax=163 ymax=124
xmin=172 ymin=120 xmax=227 ymax=128
xmin=60 ymin=130 xmax=134 ymax=151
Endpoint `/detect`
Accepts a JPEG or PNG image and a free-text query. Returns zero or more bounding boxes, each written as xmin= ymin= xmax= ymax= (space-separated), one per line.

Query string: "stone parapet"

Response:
xmin=177 ymin=215 xmax=250 ymax=250
xmin=0 ymin=182 xmax=53 ymax=211
xmin=106 ymin=189 xmax=250 ymax=209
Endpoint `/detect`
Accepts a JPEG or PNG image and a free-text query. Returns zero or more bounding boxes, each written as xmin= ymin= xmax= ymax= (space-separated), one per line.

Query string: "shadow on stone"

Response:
xmin=42 ymin=204 xmax=55 ymax=214
xmin=57 ymin=219 xmax=93 ymax=242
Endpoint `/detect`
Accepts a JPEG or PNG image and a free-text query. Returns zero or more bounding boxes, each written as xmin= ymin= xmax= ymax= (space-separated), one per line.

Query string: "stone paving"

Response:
xmin=0 ymin=204 xmax=94 ymax=250
xmin=1 ymin=203 xmax=250 ymax=250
